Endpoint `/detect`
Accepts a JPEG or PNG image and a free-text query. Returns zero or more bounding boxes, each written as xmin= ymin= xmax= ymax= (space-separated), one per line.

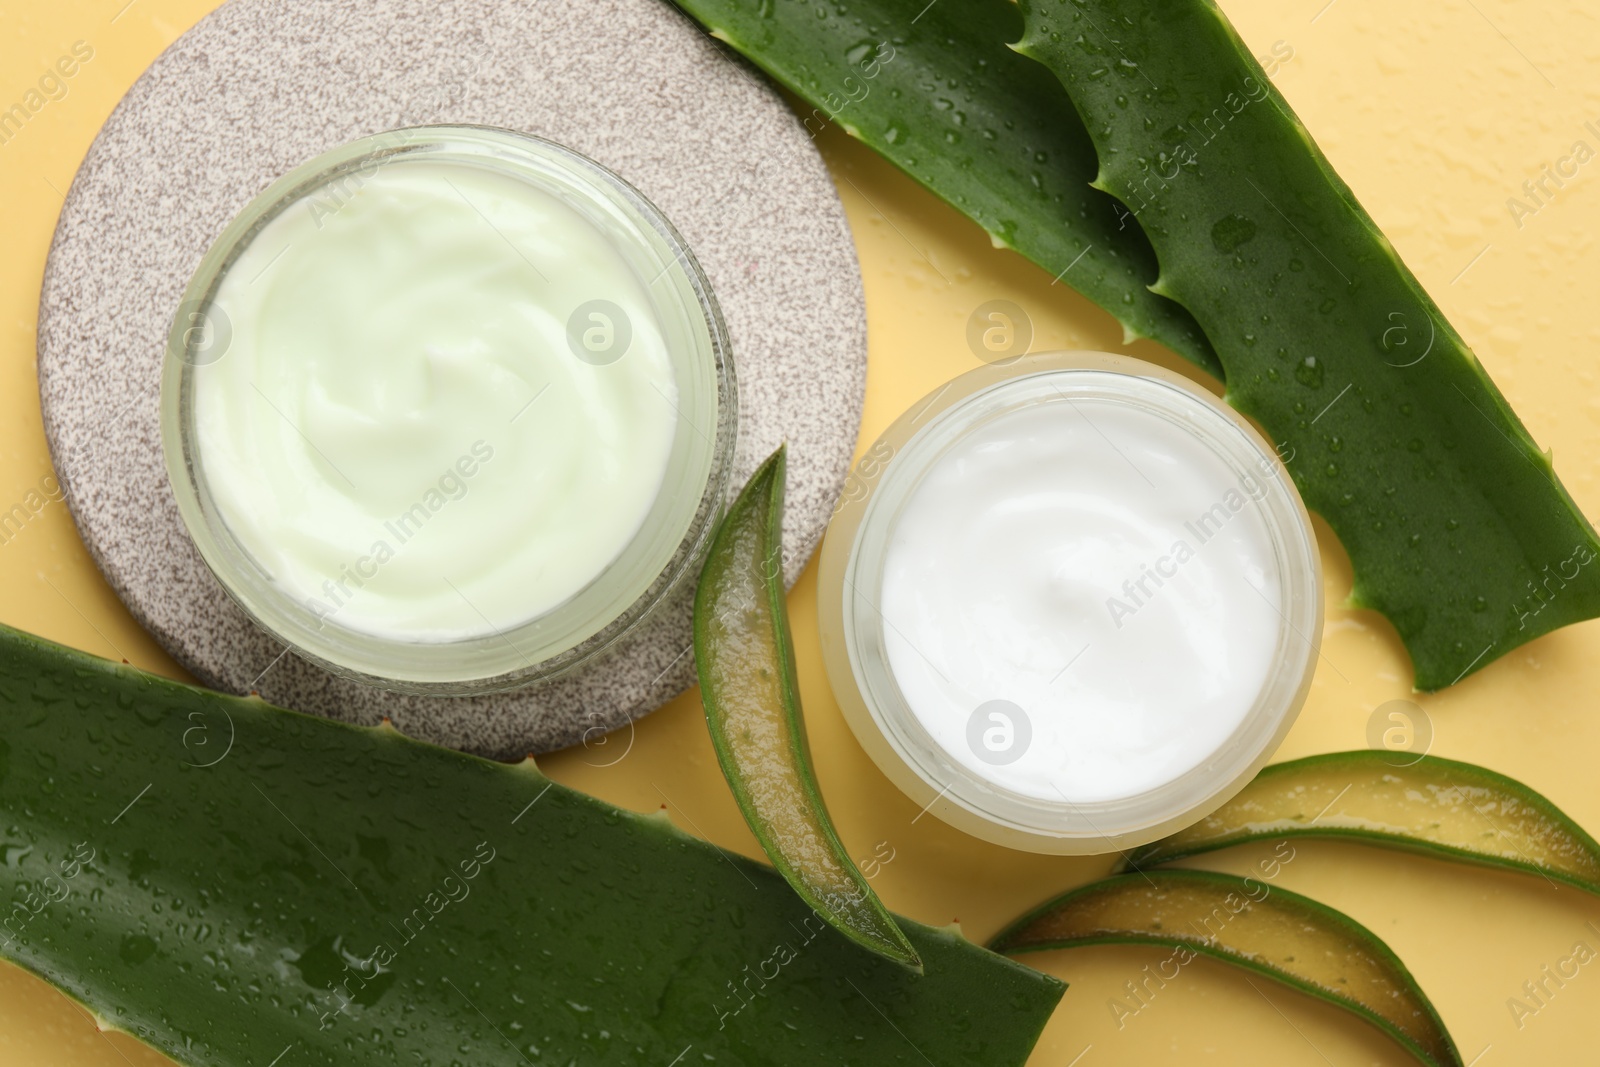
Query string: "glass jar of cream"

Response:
xmin=162 ymin=126 xmax=736 ymax=693
xmin=818 ymin=351 xmax=1321 ymax=855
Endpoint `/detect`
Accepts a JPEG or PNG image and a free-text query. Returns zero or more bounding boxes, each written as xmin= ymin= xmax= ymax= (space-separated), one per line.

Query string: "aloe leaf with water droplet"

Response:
xmin=676 ymin=0 xmax=1600 ymax=688
xmin=1014 ymin=0 xmax=1600 ymax=687
xmin=668 ymin=0 xmax=1222 ymax=376
xmin=0 ymin=623 xmax=1061 ymax=1066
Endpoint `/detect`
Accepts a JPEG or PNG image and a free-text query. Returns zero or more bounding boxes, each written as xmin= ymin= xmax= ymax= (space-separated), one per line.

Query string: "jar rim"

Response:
xmin=818 ymin=351 xmax=1321 ymax=855
xmin=160 ymin=125 xmax=738 ymax=694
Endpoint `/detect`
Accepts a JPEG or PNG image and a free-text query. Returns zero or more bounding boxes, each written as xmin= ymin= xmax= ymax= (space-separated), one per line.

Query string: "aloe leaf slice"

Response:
xmin=695 ymin=446 xmax=921 ymax=970
xmin=1013 ymin=0 xmax=1600 ymax=688
xmin=991 ymin=870 xmax=1462 ymax=1067
xmin=0 ymin=623 xmax=1062 ymax=1066
xmin=1122 ymin=751 xmax=1600 ymax=894
xmin=668 ymin=0 xmax=1222 ymax=376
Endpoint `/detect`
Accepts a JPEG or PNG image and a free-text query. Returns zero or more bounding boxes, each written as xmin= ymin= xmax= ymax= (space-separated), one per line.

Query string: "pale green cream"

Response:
xmin=194 ymin=158 xmax=679 ymax=641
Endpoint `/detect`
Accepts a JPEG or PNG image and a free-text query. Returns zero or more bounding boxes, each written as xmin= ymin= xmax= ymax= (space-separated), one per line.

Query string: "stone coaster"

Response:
xmin=37 ymin=0 xmax=865 ymax=758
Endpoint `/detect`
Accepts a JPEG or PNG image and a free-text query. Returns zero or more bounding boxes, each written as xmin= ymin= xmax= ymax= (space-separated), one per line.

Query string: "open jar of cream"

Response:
xmin=818 ymin=351 xmax=1321 ymax=854
xmin=162 ymin=126 xmax=736 ymax=692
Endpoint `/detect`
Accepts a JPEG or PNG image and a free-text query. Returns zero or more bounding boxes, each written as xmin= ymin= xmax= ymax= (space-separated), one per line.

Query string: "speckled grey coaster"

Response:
xmin=37 ymin=0 xmax=865 ymax=758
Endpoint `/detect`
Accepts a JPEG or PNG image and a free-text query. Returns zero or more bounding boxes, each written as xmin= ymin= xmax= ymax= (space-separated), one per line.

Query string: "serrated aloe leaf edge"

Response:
xmin=0 ymin=623 xmax=1062 ymax=1067
xmin=1014 ymin=0 xmax=1600 ymax=687
xmin=677 ymin=0 xmax=1600 ymax=688
xmin=695 ymin=445 xmax=921 ymax=970
xmin=670 ymin=0 xmax=1222 ymax=376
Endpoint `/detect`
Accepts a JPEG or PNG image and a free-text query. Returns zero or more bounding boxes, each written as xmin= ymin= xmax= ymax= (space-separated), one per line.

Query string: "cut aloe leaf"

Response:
xmin=1123 ymin=751 xmax=1600 ymax=894
xmin=669 ymin=0 xmax=1222 ymax=377
xmin=991 ymin=870 xmax=1462 ymax=1067
xmin=1014 ymin=0 xmax=1600 ymax=688
xmin=0 ymin=623 xmax=1062 ymax=1066
xmin=695 ymin=446 xmax=921 ymax=970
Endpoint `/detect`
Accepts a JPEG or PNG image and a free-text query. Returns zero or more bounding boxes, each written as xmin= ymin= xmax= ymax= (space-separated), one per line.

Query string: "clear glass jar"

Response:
xmin=161 ymin=126 xmax=737 ymax=693
xmin=818 ymin=351 xmax=1321 ymax=855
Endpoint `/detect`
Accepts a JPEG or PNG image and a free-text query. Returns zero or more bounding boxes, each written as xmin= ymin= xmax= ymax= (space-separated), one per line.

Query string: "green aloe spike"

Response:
xmin=670 ymin=0 xmax=1222 ymax=376
xmin=0 ymin=624 xmax=1062 ymax=1067
xmin=678 ymin=0 xmax=1600 ymax=688
xmin=1013 ymin=0 xmax=1600 ymax=687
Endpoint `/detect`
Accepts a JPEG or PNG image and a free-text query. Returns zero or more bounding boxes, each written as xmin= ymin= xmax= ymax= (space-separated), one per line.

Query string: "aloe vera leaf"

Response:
xmin=991 ymin=870 xmax=1461 ymax=1067
xmin=695 ymin=447 xmax=921 ymax=970
xmin=1013 ymin=0 xmax=1600 ymax=688
xmin=1121 ymin=751 xmax=1600 ymax=894
xmin=669 ymin=0 xmax=1223 ymax=377
xmin=0 ymin=624 xmax=1062 ymax=1066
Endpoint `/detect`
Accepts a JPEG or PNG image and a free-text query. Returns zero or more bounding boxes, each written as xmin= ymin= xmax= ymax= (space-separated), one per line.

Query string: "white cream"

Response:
xmin=192 ymin=158 xmax=679 ymax=641
xmin=878 ymin=395 xmax=1283 ymax=804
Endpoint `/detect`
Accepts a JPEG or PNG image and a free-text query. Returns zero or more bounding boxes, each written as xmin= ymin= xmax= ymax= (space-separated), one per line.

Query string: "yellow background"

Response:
xmin=3 ymin=1 xmax=1599 ymax=1063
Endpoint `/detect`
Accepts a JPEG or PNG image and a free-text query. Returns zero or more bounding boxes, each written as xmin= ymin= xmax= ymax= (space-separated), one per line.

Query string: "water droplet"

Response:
xmin=1211 ymin=213 xmax=1257 ymax=253
xmin=843 ymin=40 xmax=878 ymax=67
xmin=1294 ymin=356 xmax=1324 ymax=388
xmin=120 ymin=934 xmax=158 ymax=966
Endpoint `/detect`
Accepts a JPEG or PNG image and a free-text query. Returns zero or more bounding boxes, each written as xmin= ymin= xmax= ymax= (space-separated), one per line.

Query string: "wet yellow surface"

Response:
xmin=3 ymin=1 xmax=1599 ymax=1063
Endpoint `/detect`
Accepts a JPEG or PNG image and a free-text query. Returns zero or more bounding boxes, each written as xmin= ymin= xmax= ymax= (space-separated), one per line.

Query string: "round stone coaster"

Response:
xmin=37 ymin=0 xmax=865 ymax=758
